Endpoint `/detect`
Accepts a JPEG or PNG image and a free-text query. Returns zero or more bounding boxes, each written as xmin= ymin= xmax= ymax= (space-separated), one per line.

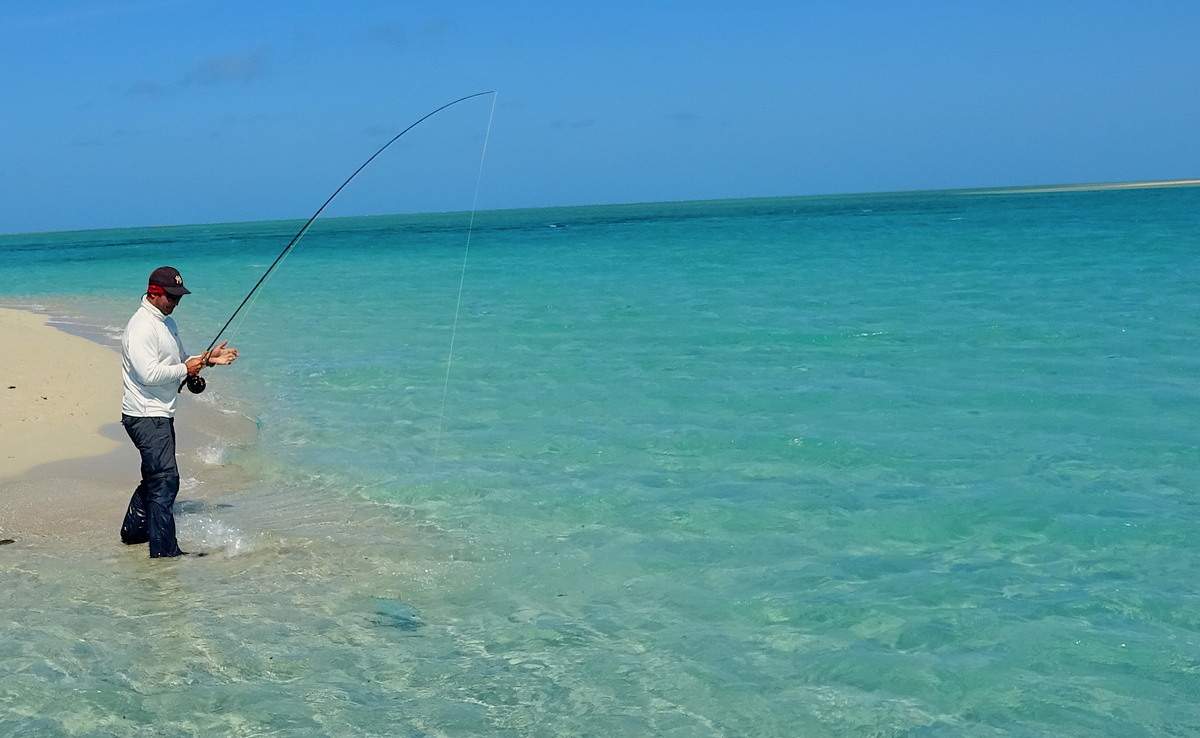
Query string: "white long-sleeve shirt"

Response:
xmin=121 ymin=296 xmax=189 ymax=417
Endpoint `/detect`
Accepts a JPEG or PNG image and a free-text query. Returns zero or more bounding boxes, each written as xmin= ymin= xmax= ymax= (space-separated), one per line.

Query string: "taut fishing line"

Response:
xmin=180 ymin=90 xmax=497 ymax=394
xmin=434 ymin=91 xmax=498 ymax=466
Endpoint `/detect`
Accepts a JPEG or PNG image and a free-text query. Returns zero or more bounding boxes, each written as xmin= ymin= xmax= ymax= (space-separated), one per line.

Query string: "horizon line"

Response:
xmin=4 ymin=178 xmax=1198 ymax=237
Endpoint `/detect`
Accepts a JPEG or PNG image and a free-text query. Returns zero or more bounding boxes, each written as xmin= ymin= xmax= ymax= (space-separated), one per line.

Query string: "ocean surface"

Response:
xmin=2 ymin=185 xmax=1199 ymax=736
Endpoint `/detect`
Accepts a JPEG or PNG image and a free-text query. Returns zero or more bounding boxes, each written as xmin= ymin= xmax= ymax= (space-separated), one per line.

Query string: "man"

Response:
xmin=119 ymin=266 xmax=237 ymax=558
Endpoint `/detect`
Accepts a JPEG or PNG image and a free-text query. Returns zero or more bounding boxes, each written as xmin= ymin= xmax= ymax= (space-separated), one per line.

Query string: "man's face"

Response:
xmin=149 ymin=291 xmax=182 ymax=315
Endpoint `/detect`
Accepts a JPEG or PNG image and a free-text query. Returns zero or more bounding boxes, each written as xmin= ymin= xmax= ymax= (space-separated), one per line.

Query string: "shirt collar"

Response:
xmin=141 ymin=295 xmax=168 ymax=321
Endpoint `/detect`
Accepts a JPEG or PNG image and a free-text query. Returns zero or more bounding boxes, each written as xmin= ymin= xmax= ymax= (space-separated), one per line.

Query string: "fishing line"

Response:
xmin=434 ymin=91 xmax=498 ymax=466
xmin=181 ymin=90 xmax=497 ymax=393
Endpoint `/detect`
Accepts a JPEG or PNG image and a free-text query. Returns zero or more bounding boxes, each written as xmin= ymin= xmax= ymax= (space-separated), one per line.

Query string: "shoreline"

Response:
xmin=0 ymin=306 xmax=256 ymax=549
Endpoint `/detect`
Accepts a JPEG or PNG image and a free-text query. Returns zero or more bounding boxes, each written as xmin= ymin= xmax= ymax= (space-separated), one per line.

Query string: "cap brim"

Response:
xmin=163 ymin=286 xmax=191 ymax=296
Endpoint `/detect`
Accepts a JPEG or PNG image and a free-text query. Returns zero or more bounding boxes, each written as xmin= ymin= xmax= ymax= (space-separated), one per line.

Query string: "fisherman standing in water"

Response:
xmin=119 ymin=266 xmax=238 ymax=558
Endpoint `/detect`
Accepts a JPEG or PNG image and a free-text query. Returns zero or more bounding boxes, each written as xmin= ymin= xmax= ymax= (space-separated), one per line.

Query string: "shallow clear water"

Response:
xmin=2 ymin=186 xmax=1200 ymax=735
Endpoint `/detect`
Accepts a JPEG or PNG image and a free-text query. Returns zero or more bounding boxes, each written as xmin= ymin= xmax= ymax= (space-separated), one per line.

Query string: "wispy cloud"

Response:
xmin=124 ymin=50 xmax=269 ymax=99
xmin=368 ymin=24 xmax=407 ymax=49
xmin=69 ymin=128 xmax=144 ymax=148
xmin=126 ymin=80 xmax=171 ymax=99
xmin=551 ymin=118 xmax=598 ymax=130
xmin=366 ymin=18 xmax=450 ymax=49
xmin=181 ymin=52 xmax=268 ymax=86
xmin=70 ymin=136 xmax=107 ymax=148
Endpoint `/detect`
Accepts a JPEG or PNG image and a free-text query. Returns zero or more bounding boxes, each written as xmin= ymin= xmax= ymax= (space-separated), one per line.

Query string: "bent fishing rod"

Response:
xmin=181 ymin=90 xmax=496 ymax=394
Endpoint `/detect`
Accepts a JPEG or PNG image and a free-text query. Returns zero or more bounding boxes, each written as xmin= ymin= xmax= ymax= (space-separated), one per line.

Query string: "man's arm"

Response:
xmin=126 ymin=326 xmax=189 ymax=387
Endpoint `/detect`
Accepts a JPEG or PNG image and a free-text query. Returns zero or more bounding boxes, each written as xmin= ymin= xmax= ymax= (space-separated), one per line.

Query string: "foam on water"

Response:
xmin=196 ymin=442 xmax=232 ymax=467
xmin=175 ymin=508 xmax=257 ymax=556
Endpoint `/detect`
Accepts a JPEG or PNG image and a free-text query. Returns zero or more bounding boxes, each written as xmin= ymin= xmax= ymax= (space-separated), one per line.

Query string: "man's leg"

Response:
xmin=121 ymin=415 xmax=183 ymax=558
xmin=120 ymin=481 xmax=150 ymax=545
xmin=120 ymin=415 xmax=151 ymax=544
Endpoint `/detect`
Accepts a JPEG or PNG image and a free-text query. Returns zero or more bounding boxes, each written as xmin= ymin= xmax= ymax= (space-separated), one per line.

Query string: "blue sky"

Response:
xmin=2 ymin=1 xmax=1196 ymax=234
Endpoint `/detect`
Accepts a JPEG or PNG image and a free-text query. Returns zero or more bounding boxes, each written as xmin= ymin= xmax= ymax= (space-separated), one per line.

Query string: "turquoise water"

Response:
xmin=2 ymin=186 xmax=1200 ymax=736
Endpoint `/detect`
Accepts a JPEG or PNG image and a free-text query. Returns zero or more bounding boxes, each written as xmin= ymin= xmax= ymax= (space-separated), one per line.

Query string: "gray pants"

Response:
xmin=120 ymin=414 xmax=183 ymax=558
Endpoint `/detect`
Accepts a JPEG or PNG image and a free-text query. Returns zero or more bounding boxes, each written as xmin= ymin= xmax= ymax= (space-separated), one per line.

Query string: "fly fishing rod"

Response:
xmin=182 ymin=90 xmax=497 ymax=393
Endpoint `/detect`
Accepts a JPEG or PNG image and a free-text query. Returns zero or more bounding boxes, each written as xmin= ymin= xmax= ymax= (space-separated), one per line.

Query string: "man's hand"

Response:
xmin=185 ymin=356 xmax=205 ymax=376
xmin=207 ymin=341 xmax=238 ymax=365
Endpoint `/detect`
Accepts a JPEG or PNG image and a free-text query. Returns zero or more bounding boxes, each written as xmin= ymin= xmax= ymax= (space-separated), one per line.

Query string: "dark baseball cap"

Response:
xmin=148 ymin=266 xmax=191 ymax=296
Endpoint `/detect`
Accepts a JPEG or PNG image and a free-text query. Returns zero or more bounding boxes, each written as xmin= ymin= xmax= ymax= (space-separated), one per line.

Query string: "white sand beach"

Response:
xmin=0 ymin=308 xmax=123 ymax=477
